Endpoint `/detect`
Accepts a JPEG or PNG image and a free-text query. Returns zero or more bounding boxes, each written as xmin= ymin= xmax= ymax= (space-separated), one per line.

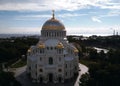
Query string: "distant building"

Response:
xmin=27 ymin=11 xmax=79 ymax=83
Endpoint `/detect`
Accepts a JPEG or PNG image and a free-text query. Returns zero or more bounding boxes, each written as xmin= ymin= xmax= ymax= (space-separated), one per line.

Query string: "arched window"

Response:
xmin=47 ymin=32 xmax=48 ymax=37
xmin=40 ymin=50 xmax=42 ymax=53
xmin=40 ymin=57 xmax=42 ymax=61
xmin=65 ymin=64 xmax=67 ymax=68
xmin=49 ymin=57 xmax=53 ymax=65
xmin=65 ymin=72 xmax=67 ymax=76
xmin=59 ymin=49 xmax=61 ymax=54
xmin=51 ymin=47 xmax=53 ymax=50
xmin=58 ymin=69 xmax=62 ymax=72
xmin=39 ymin=69 xmax=43 ymax=72
xmin=47 ymin=47 xmax=49 ymax=50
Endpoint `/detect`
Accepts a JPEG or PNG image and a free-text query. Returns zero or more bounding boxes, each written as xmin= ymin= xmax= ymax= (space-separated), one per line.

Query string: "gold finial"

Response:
xmin=52 ymin=10 xmax=55 ymax=19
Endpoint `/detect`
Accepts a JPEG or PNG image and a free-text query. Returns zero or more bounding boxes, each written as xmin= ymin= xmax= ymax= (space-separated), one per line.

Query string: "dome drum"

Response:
xmin=41 ymin=29 xmax=66 ymax=38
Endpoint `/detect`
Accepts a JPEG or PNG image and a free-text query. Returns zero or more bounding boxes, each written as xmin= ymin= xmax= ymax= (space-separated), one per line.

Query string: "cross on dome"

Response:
xmin=52 ymin=10 xmax=55 ymax=19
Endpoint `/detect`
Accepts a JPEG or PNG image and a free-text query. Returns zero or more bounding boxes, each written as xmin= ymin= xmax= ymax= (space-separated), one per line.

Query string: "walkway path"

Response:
xmin=13 ymin=63 xmax=88 ymax=86
xmin=74 ymin=63 xmax=88 ymax=86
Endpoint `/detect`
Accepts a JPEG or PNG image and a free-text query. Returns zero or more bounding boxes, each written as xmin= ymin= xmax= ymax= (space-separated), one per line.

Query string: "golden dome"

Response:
xmin=74 ymin=48 xmax=79 ymax=53
xmin=38 ymin=43 xmax=45 ymax=49
xmin=42 ymin=10 xmax=65 ymax=30
xmin=56 ymin=42 xmax=64 ymax=49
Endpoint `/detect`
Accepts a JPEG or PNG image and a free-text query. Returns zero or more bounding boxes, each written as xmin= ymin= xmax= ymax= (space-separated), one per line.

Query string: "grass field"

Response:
xmin=10 ymin=59 xmax=26 ymax=68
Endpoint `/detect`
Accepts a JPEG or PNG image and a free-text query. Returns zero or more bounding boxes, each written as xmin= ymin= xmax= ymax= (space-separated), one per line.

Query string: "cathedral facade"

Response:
xmin=27 ymin=11 xmax=79 ymax=83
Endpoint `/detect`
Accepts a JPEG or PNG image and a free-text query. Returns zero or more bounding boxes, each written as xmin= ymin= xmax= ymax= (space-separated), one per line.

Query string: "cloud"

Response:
xmin=99 ymin=3 xmax=120 ymax=10
xmin=91 ymin=16 xmax=102 ymax=23
xmin=91 ymin=9 xmax=120 ymax=20
xmin=58 ymin=13 xmax=87 ymax=17
xmin=0 ymin=0 xmax=119 ymax=11
xmin=14 ymin=13 xmax=88 ymax=21
xmin=107 ymin=10 xmax=120 ymax=16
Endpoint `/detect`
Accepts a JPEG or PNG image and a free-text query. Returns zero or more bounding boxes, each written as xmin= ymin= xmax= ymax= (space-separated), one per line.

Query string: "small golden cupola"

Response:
xmin=27 ymin=48 xmax=32 ymax=53
xmin=38 ymin=42 xmax=45 ymax=49
xmin=73 ymin=48 xmax=79 ymax=53
xmin=56 ymin=42 xmax=64 ymax=49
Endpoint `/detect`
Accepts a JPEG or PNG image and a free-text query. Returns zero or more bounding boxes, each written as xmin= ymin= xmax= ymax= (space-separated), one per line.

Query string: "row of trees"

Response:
xmin=0 ymin=36 xmax=39 ymax=86
xmin=80 ymin=48 xmax=120 ymax=86
xmin=67 ymin=35 xmax=120 ymax=49
xmin=67 ymin=35 xmax=120 ymax=86
xmin=82 ymin=36 xmax=120 ymax=49
xmin=0 ymin=37 xmax=38 ymax=64
xmin=0 ymin=71 xmax=21 ymax=86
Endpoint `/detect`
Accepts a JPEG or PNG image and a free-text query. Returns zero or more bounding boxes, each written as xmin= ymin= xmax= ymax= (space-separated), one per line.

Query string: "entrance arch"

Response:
xmin=40 ymin=77 xmax=43 ymax=82
xmin=58 ymin=77 xmax=62 ymax=83
xmin=39 ymin=76 xmax=43 ymax=83
xmin=49 ymin=57 xmax=53 ymax=65
xmin=48 ymin=73 xmax=53 ymax=82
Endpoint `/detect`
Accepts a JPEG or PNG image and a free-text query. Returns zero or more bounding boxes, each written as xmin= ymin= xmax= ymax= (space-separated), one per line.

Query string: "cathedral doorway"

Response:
xmin=58 ymin=77 xmax=62 ymax=83
xmin=39 ymin=77 xmax=43 ymax=82
xmin=48 ymin=73 xmax=53 ymax=82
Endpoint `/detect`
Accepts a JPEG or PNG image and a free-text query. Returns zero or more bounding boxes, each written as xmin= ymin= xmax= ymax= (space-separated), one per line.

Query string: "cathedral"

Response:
xmin=27 ymin=11 xmax=79 ymax=83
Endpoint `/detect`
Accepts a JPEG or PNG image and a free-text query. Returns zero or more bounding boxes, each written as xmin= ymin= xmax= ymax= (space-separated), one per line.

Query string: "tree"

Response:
xmin=99 ymin=50 xmax=106 ymax=60
xmin=79 ymin=73 xmax=90 ymax=86
xmin=0 ymin=71 xmax=21 ymax=86
xmin=89 ymin=48 xmax=98 ymax=60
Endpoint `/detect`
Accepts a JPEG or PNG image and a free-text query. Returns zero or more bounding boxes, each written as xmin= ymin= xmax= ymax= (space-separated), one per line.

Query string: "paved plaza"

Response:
xmin=13 ymin=63 xmax=88 ymax=86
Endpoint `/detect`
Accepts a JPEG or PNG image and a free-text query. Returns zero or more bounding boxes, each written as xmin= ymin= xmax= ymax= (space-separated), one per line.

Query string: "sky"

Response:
xmin=0 ymin=0 xmax=120 ymax=36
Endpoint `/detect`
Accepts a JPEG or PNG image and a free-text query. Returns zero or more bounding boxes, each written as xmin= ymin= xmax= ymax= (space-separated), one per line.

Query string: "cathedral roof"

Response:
xmin=42 ymin=10 xmax=65 ymax=30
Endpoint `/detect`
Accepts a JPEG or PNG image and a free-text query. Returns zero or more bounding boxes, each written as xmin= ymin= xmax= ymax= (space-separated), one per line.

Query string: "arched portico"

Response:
xmin=48 ymin=73 xmax=53 ymax=82
xmin=58 ymin=75 xmax=64 ymax=83
xmin=39 ymin=75 xmax=43 ymax=83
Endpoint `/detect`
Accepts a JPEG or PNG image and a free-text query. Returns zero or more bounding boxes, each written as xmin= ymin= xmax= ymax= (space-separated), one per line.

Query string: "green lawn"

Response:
xmin=10 ymin=59 xmax=26 ymax=68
